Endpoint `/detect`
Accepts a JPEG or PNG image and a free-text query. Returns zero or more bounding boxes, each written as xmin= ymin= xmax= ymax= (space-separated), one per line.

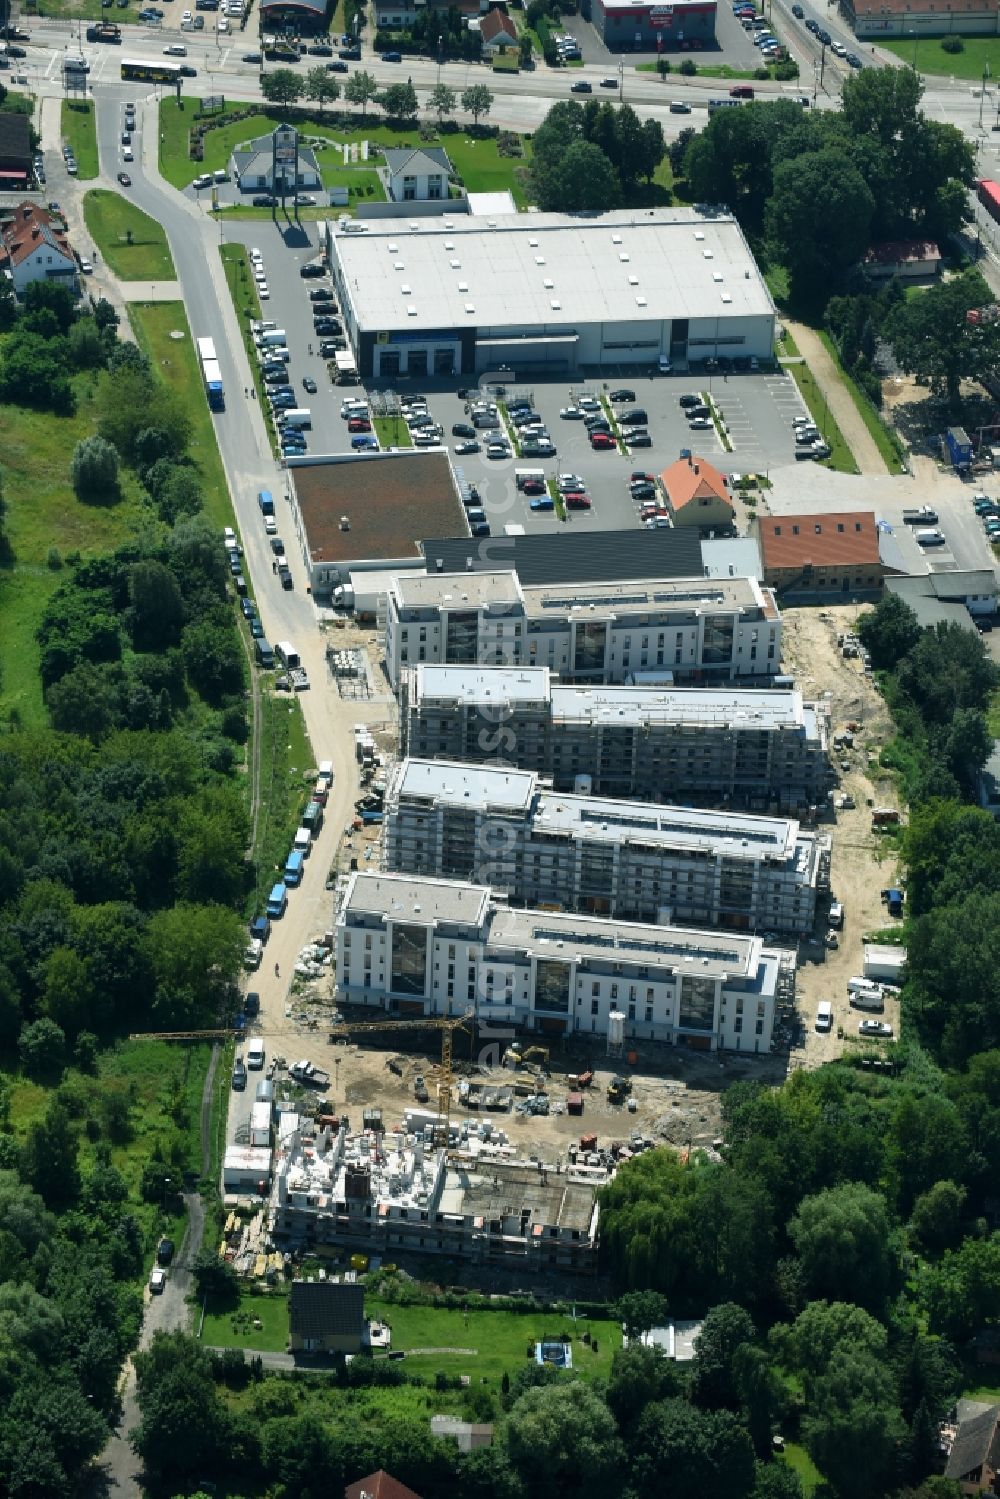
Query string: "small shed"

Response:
xmin=222 ymin=1145 xmax=272 ymax=1193
xmin=863 ymin=945 xmax=907 ymax=985
xmin=250 ymin=1101 xmax=272 ymax=1146
xmin=289 ymin=1280 xmax=365 ymax=1354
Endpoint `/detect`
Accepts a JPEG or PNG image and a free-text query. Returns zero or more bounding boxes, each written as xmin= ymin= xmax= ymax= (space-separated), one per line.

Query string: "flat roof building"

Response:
xmin=421 ymin=526 xmax=704 ymax=586
xmin=385 ymin=757 xmax=830 ymax=935
xmin=335 ymin=870 xmax=791 ymax=1053
xmin=385 ymin=569 xmax=782 ymax=689
xmin=324 ymin=208 xmax=775 ymax=380
xmin=401 ymin=666 xmax=831 ymax=812
xmin=288 ymin=452 xmax=468 ymax=594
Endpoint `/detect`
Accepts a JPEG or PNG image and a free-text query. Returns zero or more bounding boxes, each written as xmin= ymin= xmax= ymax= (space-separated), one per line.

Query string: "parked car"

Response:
xmin=252 ymin=194 xmax=277 ymax=206
xmin=610 ymin=388 xmax=636 ymax=402
xmin=859 ymin=1020 xmax=893 ymax=1037
xmin=454 ymin=440 xmax=481 ymax=455
xmin=571 ymin=80 xmax=592 ymax=92
xmin=149 ymin=1268 xmax=167 ymax=1293
xmin=688 ymin=416 xmax=712 ymax=430
xmin=590 ymin=431 xmax=615 ymax=450
xmin=300 ymin=262 xmax=325 ymax=277
xmin=117 ymin=172 xmax=131 ymax=187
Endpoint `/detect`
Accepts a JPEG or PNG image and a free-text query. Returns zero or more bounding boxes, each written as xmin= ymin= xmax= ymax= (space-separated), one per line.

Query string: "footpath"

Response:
xmin=786 ymin=319 xmax=889 ymax=477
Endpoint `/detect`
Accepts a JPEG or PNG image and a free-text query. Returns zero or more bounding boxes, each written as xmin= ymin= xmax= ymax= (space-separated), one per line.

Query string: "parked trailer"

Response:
xmin=196 ymin=335 xmax=225 ymax=412
xmin=946 ymin=426 xmax=973 ymax=472
xmin=978 ymin=178 xmax=1000 ymax=224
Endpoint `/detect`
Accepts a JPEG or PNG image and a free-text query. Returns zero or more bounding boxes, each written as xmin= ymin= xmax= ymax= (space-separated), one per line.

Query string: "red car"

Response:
xmin=566 ymin=493 xmax=592 ymax=509
xmin=590 ymin=432 xmax=615 ymax=450
xmin=347 ymin=416 xmax=371 ymax=433
xmin=631 ymin=471 xmax=655 ymax=484
xmin=522 ymin=478 xmax=546 ymax=496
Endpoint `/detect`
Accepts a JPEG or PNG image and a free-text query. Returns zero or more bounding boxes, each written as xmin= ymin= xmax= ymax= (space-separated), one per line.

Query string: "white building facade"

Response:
xmin=335 ymin=871 xmax=789 ymax=1053
xmin=385 ymin=758 xmax=830 ymax=936
xmin=385 ymin=570 xmax=782 ymax=690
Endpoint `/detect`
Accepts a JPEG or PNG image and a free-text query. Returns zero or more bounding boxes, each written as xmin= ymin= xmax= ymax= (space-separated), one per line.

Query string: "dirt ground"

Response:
xmin=260 ymin=604 xmax=904 ymax=1158
xmin=779 ymin=604 xmax=903 ymax=1067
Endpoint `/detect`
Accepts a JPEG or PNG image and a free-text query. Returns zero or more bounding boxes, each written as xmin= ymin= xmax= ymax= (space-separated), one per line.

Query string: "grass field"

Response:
xmin=373 ymin=414 xmax=412 ymax=449
xmin=778 ymin=328 xmax=859 ymax=475
xmin=61 ymin=100 xmax=99 ymax=179
xmin=203 ymin=1285 xmax=624 ymax=1383
xmin=883 ymin=34 xmax=1000 ymax=79
xmin=0 ymin=375 xmax=150 ymax=726
xmin=83 ymin=190 xmax=176 ymax=281
xmin=817 ymin=330 xmax=909 ymax=475
xmin=252 ymin=693 xmax=314 ymax=911
xmin=128 ymin=302 xmax=231 ymax=524
xmin=203 ymin=1288 xmax=291 ymax=1352
xmin=782 ymin=1442 xmax=822 ymax=1497
xmin=159 ymin=100 xmax=533 ymax=207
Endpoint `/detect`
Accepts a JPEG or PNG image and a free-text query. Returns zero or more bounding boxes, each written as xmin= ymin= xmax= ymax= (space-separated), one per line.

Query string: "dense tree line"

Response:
xmin=529 ymin=100 xmax=666 ymax=211
xmin=0 ymin=282 xmax=119 ymax=411
xmin=679 ymin=68 xmax=974 ymax=312
xmin=858 ymin=594 xmax=998 ymax=805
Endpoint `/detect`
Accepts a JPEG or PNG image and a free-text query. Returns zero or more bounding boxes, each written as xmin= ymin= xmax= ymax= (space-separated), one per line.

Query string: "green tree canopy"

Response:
xmin=788 ymin=1183 xmax=898 ymax=1310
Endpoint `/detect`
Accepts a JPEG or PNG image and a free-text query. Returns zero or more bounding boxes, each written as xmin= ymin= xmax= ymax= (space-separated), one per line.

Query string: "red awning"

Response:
xmin=0 ymin=170 xmax=29 ymax=180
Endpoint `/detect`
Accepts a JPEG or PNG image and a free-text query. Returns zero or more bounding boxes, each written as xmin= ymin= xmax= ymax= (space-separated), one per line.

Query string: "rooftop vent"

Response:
xmin=400 ymin=284 xmax=411 ymax=294
xmin=388 ymin=243 xmax=398 ymax=252
xmin=465 ymin=302 xmax=475 ymax=313
xmin=612 ymin=234 xmax=623 ymax=244
xmin=458 ymin=281 xmax=468 ymax=291
xmin=550 ymin=298 xmax=561 ymax=310
xmin=619 ymin=252 xmax=630 ymax=263
xmin=450 ymin=259 xmax=461 ymax=269
xmin=535 ymin=255 xmax=546 ymax=265
xmin=713 ymin=271 xmax=724 ymax=282
xmin=406 ymin=305 xmax=417 ymax=316
xmin=543 ymin=277 xmax=554 ymax=288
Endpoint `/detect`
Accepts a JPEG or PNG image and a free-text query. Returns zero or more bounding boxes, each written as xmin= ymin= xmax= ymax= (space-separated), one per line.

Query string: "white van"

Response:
xmin=246 ymin=1037 xmax=265 ymax=1070
xmin=279 ymin=408 xmax=311 ymax=429
xmin=293 ymin=826 xmax=311 ymax=855
xmin=275 ymin=641 xmax=300 ymax=669
xmin=815 ymin=1001 xmax=834 ymax=1032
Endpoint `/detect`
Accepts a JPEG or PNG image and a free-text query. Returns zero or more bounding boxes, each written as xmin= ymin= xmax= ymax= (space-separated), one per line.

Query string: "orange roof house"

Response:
xmin=660 ymin=455 xmax=734 ymax=531
xmin=754 ymin=511 xmax=887 ymax=599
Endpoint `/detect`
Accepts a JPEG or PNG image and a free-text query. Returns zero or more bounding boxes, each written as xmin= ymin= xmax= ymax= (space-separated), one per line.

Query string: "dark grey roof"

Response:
xmin=384 ymin=147 xmax=451 ymax=177
xmin=0 ymin=112 xmax=31 ymax=166
xmin=289 ymin=1280 xmax=364 ymax=1339
xmin=421 ymin=529 xmax=704 ymax=587
xmin=945 ymin=1403 xmax=1000 ymax=1480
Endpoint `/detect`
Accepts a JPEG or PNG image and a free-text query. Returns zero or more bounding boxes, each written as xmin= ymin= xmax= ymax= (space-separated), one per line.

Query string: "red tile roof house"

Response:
xmin=862 ymin=239 xmax=941 ymax=281
xmin=479 ymin=7 xmax=518 ymax=51
xmin=753 ymin=511 xmax=888 ymax=600
xmin=345 ymin=1472 xmax=423 ymax=1499
xmin=0 ymin=202 xmax=77 ymax=298
xmin=660 ymin=455 xmax=735 ymax=531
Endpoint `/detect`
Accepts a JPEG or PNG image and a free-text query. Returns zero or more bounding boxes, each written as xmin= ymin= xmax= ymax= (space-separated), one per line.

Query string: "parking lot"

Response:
xmin=558 ymin=0 xmax=769 ymax=71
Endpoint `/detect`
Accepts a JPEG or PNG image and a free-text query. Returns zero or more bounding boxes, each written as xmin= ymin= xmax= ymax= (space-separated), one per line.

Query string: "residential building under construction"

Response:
xmin=384 ymin=758 xmax=830 ymax=936
xmin=335 ymin=871 xmax=791 ymax=1052
xmin=400 ymin=666 xmax=831 ymax=812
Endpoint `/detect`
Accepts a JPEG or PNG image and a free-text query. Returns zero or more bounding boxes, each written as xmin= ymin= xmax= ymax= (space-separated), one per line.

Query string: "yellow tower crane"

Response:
xmin=328 ymin=1008 xmax=474 ymax=1143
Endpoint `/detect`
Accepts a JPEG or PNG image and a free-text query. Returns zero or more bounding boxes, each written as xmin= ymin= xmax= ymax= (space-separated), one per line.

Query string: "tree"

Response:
xmin=541 ymin=139 xmax=621 ymax=212
xmin=691 ymin=1302 xmax=757 ymax=1410
xmin=788 ymin=1182 xmax=898 ymax=1311
xmin=887 ymin=268 xmax=1000 ymax=408
xmin=127 ymin=560 xmax=185 ymax=653
xmin=23 ymin=280 xmax=77 ymax=335
xmin=462 ymin=83 xmax=494 ymax=125
xmin=17 ymin=1017 xmax=67 ymax=1082
xmin=519 ymin=33 xmax=533 ymax=68
xmin=41 ymin=946 xmax=93 ymax=1037
xmin=504 ymin=1382 xmax=624 ymax=1497
xmin=305 ymin=66 xmax=340 ymax=114
xmin=68 ymin=317 xmax=106 ymax=370
xmin=382 ymin=80 xmax=419 ymax=123
xmin=346 ymin=68 xmax=380 ymax=117
xmin=429 ymin=82 xmax=456 ymax=122
xmin=260 ymin=69 xmax=304 ymax=106
xmin=638 ymin=116 xmax=667 ymax=184
xmin=132 ymin=1331 xmax=231 ymax=1488
xmin=751 ymin=1464 xmax=803 ymax=1499
xmin=801 ymin=1345 xmax=906 ymax=1497
xmin=605 ymin=1343 xmax=684 ymax=1435
xmin=773 ymin=1300 xmax=889 ymax=1386
xmin=70 ymin=435 xmax=119 ymax=502
xmin=857 ymin=592 xmax=923 ymax=670
xmin=192 ymin=1248 xmax=239 ymax=1307
xmin=21 ymin=1097 xmax=80 ymax=1208
xmin=630 ymin=1398 xmax=757 ymax=1499
xmin=0 ymin=330 xmax=74 ymax=412
xmin=615 ymin=1289 xmax=668 ymax=1340
xmin=733 ymin=1344 xmax=782 ymax=1459
xmin=767 ymin=150 xmax=875 ymax=310
xmin=907 ymin=892 xmax=1000 ymax=1064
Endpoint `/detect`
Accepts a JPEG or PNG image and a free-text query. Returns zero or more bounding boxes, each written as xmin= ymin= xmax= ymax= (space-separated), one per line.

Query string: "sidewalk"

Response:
xmin=786 ymin=319 xmax=889 ymax=477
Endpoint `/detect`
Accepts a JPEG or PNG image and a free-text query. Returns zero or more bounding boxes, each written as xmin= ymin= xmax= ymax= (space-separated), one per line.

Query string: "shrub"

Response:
xmin=941 ymin=34 xmax=964 ymax=52
xmin=679 ymin=58 xmax=697 ymax=75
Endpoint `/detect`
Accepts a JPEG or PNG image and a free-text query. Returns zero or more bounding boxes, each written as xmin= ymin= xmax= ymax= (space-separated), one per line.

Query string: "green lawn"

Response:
xmin=367 ymin=1296 xmax=623 ymax=1385
xmin=778 ymin=328 xmax=859 ymax=475
xmin=0 ymin=375 xmax=150 ymax=727
xmin=817 ymin=330 xmax=908 ymax=475
xmin=83 ymin=189 xmax=176 ymax=281
xmin=883 ymin=34 xmax=1000 ymax=79
xmin=61 ymin=100 xmax=99 ymax=180
xmin=159 ymin=99 xmax=533 ymax=207
xmin=128 ymin=302 xmax=231 ymax=524
xmin=781 ymin=1441 xmax=822 ymax=1497
xmin=373 ymin=414 xmax=413 ymax=449
xmin=253 ymin=693 xmax=314 ymax=911
xmin=202 ymin=1288 xmax=292 ymax=1352
xmin=636 ymin=59 xmax=796 ymax=80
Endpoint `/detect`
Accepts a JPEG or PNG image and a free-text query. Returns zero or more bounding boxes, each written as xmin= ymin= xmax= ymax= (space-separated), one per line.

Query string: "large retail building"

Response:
xmin=324 ymin=207 xmax=776 ymax=379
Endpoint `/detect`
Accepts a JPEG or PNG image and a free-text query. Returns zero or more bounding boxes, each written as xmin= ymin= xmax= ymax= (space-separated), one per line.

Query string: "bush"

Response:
xmin=71 ymin=435 xmax=120 ymax=502
xmin=941 ymin=34 xmax=964 ymax=52
xmin=679 ymin=58 xmax=697 ymax=75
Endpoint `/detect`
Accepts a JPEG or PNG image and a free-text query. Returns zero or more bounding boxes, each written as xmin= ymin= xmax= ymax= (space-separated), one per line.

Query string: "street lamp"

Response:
xmin=979 ymin=61 xmax=991 ymax=131
xmin=618 ymin=57 xmax=624 ymax=101
xmin=909 ymin=28 xmax=918 ymax=70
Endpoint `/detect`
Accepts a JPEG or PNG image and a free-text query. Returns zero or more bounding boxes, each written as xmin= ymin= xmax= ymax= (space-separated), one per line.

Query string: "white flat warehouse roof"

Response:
xmin=331 ymin=209 xmax=775 ymax=333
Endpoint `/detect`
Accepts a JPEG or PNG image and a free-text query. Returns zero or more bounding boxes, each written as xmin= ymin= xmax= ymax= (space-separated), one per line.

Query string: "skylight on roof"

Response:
xmin=713 ymin=272 xmax=724 ymax=282
xmin=394 ymin=261 xmax=404 ymax=270
xmin=535 ymin=256 xmax=546 ymax=265
xmin=703 ymin=250 xmax=714 ymax=259
xmin=619 ymin=252 xmax=630 ymax=262
xmin=694 ymin=231 xmax=705 ymax=241
xmin=550 ymin=298 xmax=561 ymax=310
xmin=388 ymin=243 xmax=398 ymax=252
xmin=458 ymin=282 xmax=468 ymax=292
xmin=407 ymin=305 xmax=417 ymax=316
xmin=400 ymin=285 xmax=411 ymax=295
xmin=721 ymin=292 xmax=732 ymax=303
xmin=450 ymin=259 xmax=460 ymax=269
xmin=635 ymin=295 xmax=647 ymax=307
xmin=465 ymin=303 xmax=475 ymax=313
xmin=612 ymin=234 xmax=623 ymax=244
xmin=543 ymin=278 xmax=554 ymax=288
xmin=444 ymin=241 xmax=455 ymax=250
xmin=628 ymin=275 xmax=639 ymax=286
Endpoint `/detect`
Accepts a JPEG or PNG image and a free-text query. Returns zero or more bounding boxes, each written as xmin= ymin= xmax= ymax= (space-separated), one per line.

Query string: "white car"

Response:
xmin=258 ymin=285 xmax=270 ymax=299
xmin=558 ymin=473 xmax=585 ymax=491
xmin=831 ymin=39 xmax=847 ymax=55
xmin=859 ymin=1019 xmax=893 ymax=1037
xmin=123 ymin=148 xmax=134 ymax=162
xmin=79 ymin=259 xmax=94 ymax=274
xmin=163 ymin=42 xmax=187 ymax=54
xmin=559 ymin=406 xmax=584 ymax=419
xmin=264 ymin=516 xmax=277 ymax=535
xmin=149 ymin=1268 xmax=167 ymax=1294
xmin=182 ymin=7 xmax=192 ymax=17
xmin=217 ymin=15 xmax=229 ymax=29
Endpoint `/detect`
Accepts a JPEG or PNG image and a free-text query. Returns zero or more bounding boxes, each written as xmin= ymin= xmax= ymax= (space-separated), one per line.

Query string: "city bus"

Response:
xmin=120 ymin=58 xmax=182 ymax=83
xmin=196 ymin=335 xmax=225 ymax=411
